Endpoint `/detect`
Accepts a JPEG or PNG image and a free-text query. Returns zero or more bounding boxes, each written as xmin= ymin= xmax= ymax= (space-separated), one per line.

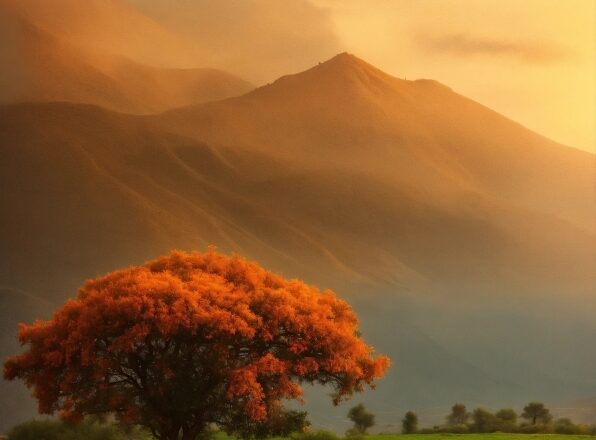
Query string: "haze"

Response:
xmin=130 ymin=0 xmax=595 ymax=153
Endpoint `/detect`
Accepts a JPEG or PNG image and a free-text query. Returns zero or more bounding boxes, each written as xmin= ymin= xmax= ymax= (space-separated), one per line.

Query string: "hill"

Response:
xmin=0 ymin=13 xmax=253 ymax=112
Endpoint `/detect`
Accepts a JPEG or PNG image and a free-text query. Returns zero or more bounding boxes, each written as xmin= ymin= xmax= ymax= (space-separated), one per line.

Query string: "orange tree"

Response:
xmin=4 ymin=250 xmax=389 ymax=440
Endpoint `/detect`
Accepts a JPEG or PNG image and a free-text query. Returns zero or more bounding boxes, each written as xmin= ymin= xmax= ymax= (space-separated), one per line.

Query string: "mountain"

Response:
xmin=156 ymin=53 xmax=596 ymax=296
xmin=0 ymin=0 xmax=196 ymax=68
xmin=0 ymin=54 xmax=594 ymax=432
xmin=0 ymin=13 xmax=253 ymax=113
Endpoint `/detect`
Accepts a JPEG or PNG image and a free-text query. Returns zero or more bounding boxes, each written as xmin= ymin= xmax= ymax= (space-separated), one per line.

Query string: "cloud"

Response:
xmin=418 ymin=32 xmax=571 ymax=64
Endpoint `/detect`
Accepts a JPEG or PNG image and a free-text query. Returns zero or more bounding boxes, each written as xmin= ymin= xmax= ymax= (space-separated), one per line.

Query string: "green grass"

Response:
xmin=369 ymin=435 xmax=594 ymax=440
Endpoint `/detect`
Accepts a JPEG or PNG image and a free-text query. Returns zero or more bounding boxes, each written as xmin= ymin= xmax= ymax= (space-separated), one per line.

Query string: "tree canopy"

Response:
xmin=4 ymin=250 xmax=389 ymax=440
xmin=401 ymin=411 xmax=418 ymax=434
xmin=347 ymin=403 xmax=375 ymax=434
xmin=446 ymin=403 xmax=470 ymax=426
xmin=521 ymin=402 xmax=552 ymax=425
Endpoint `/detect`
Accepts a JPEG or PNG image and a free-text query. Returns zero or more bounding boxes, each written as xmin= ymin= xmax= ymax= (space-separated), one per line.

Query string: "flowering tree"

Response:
xmin=4 ymin=250 xmax=389 ymax=440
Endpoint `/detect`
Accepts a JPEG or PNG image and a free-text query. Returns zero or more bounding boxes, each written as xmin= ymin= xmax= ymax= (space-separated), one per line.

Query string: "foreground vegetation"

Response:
xmin=6 ymin=421 xmax=596 ymax=440
xmin=5 ymin=418 xmax=151 ymax=440
xmin=399 ymin=403 xmax=596 ymax=436
xmin=374 ymin=435 xmax=595 ymax=440
xmin=3 ymin=251 xmax=388 ymax=440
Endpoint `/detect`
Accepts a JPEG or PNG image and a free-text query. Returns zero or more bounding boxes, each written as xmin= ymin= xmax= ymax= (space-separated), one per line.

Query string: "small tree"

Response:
xmin=4 ymin=250 xmax=389 ymax=440
xmin=401 ymin=411 xmax=418 ymax=434
xmin=495 ymin=408 xmax=518 ymax=432
xmin=521 ymin=402 xmax=552 ymax=426
xmin=347 ymin=404 xmax=375 ymax=434
xmin=446 ymin=403 xmax=470 ymax=426
xmin=471 ymin=408 xmax=496 ymax=433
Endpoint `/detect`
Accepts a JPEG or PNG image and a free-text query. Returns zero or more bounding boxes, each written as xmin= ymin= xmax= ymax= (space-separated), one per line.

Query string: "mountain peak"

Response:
xmin=325 ymin=51 xmax=364 ymax=65
xmin=250 ymin=52 xmax=401 ymax=100
xmin=315 ymin=52 xmax=389 ymax=77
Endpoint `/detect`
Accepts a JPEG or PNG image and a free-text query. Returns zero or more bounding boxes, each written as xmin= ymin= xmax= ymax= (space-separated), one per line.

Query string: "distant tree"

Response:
xmin=446 ymin=404 xmax=470 ymax=426
xmin=554 ymin=418 xmax=579 ymax=434
xmin=521 ymin=402 xmax=552 ymax=426
xmin=3 ymin=250 xmax=389 ymax=440
xmin=401 ymin=411 xmax=418 ymax=434
xmin=495 ymin=408 xmax=518 ymax=432
xmin=471 ymin=408 xmax=496 ymax=433
xmin=347 ymin=404 xmax=375 ymax=434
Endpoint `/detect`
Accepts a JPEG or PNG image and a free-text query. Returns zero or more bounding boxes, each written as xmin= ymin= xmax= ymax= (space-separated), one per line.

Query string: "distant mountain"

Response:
xmin=0 ymin=0 xmax=196 ymax=67
xmin=0 ymin=14 xmax=253 ymax=112
xmin=0 ymin=54 xmax=594 ymax=432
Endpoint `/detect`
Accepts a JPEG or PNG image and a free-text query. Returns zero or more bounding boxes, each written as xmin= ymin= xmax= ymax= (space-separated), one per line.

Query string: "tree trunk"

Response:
xmin=182 ymin=425 xmax=204 ymax=440
xmin=158 ymin=425 xmax=182 ymax=440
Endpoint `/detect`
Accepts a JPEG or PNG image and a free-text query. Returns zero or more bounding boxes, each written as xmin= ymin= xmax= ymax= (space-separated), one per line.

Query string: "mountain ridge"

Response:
xmin=0 ymin=12 xmax=254 ymax=113
xmin=1 ymin=54 xmax=595 ymax=432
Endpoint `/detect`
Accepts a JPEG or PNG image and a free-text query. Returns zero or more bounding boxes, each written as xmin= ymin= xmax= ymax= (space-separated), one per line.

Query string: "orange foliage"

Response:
xmin=4 ymin=249 xmax=389 ymax=440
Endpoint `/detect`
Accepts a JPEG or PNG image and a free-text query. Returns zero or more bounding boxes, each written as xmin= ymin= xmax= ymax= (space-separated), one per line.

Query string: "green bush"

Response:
xmin=291 ymin=430 xmax=340 ymax=440
xmin=7 ymin=418 xmax=151 ymax=440
xmin=554 ymin=418 xmax=580 ymax=434
xmin=8 ymin=420 xmax=64 ymax=440
xmin=517 ymin=422 xmax=553 ymax=434
xmin=439 ymin=423 xmax=469 ymax=433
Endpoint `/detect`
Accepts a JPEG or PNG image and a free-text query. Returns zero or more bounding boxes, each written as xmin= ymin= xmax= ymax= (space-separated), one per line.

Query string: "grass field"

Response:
xmin=368 ymin=435 xmax=594 ymax=440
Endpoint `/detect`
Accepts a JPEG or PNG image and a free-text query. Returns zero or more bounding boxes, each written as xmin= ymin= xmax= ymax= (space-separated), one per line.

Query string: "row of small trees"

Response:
xmin=401 ymin=402 xmax=596 ymax=435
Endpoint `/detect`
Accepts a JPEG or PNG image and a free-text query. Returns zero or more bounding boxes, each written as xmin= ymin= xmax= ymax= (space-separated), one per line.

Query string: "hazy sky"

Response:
xmin=316 ymin=0 xmax=596 ymax=153
xmin=129 ymin=0 xmax=595 ymax=153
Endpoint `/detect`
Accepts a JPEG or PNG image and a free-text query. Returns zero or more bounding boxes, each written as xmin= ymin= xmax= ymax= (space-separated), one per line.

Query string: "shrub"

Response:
xmin=555 ymin=418 xmax=579 ymax=434
xmin=7 ymin=418 xmax=150 ymax=440
xmin=518 ymin=422 xmax=553 ymax=434
xmin=439 ymin=424 xmax=469 ymax=433
xmin=292 ymin=430 xmax=340 ymax=440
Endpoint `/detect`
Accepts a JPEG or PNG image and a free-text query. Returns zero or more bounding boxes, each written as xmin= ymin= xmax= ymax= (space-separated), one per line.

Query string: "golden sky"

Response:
xmin=74 ymin=0 xmax=595 ymax=153
xmin=312 ymin=0 xmax=596 ymax=153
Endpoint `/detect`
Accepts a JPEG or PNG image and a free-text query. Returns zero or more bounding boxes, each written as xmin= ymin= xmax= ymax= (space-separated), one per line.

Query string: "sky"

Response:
xmin=316 ymin=0 xmax=596 ymax=153
xmin=129 ymin=0 xmax=595 ymax=153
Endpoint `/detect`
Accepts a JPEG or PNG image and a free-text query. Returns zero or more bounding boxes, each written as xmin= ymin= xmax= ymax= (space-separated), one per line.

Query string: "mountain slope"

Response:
xmin=0 ymin=14 xmax=253 ymax=112
xmin=160 ymin=53 xmax=595 ymax=233
xmin=0 ymin=54 xmax=594 ymax=431
xmin=153 ymin=53 xmax=595 ymax=296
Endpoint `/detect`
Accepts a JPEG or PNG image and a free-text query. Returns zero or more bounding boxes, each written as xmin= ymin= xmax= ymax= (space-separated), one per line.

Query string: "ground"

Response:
xmin=370 ymin=435 xmax=593 ymax=440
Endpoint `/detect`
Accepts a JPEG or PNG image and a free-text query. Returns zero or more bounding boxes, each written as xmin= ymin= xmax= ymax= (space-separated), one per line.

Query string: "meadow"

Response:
xmin=370 ymin=435 xmax=594 ymax=440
